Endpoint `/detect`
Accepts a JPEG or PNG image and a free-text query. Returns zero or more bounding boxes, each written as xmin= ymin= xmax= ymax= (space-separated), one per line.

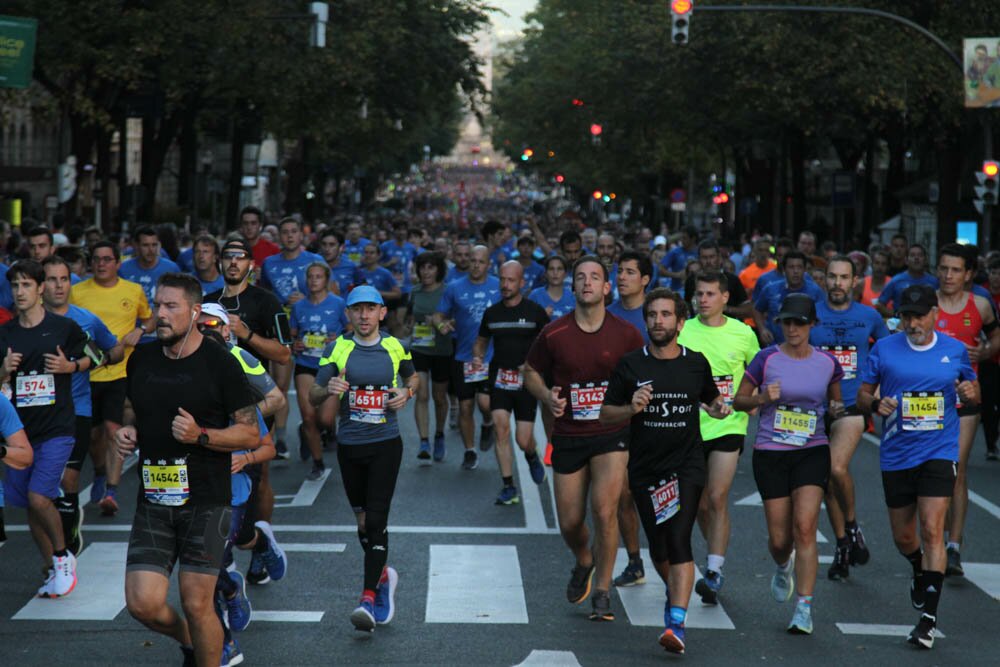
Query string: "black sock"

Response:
xmin=357 ymin=529 xmax=369 ymax=553
xmin=845 ymin=519 xmax=858 ymax=531
xmin=923 ymin=571 xmax=944 ymax=617
xmin=435 ymin=431 xmax=444 ymax=437
xmin=94 ymin=466 xmax=106 ymax=477
xmin=628 ymin=551 xmax=641 ymax=566
xmin=107 ymin=483 xmax=118 ymax=492
xmin=904 ymin=548 xmax=923 ymax=576
xmin=502 ymin=475 xmax=514 ymax=487
xmin=64 ymin=492 xmax=79 ymax=507
xmin=253 ymin=528 xmax=269 ymax=553
xmin=525 ymin=450 xmax=538 ymax=461
xmin=53 ymin=548 xmax=68 ymax=558
xmin=836 ymin=535 xmax=850 ymax=548
xmin=312 ymin=458 xmax=324 ymax=467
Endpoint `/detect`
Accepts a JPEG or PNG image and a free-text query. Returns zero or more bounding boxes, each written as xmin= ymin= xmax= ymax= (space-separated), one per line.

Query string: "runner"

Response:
xmin=309 ymin=285 xmax=418 ymax=633
xmin=434 ymin=245 xmax=499 ymax=469
xmin=858 ymin=283 xmax=978 ymax=649
xmin=318 ymin=228 xmax=359 ymax=296
xmin=875 ymin=243 xmax=937 ymax=318
xmin=601 ymin=287 xmax=732 ymax=654
xmin=343 ymin=219 xmax=372 ymax=265
xmin=659 ymin=226 xmax=698 ymax=291
xmin=380 ymin=219 xmax=420 ymax=335
xmin=528 ymin=255 xmax=575 ymax=319
xmin=809 ymin=256 xmax=890 ymax=580
xmin=607 ymin=250 xmax=652 ymax=342
xmin=857 ymin=248 xmax=890 ymax=307
xmin=524 ymin=255 xmax=645 ymax=621
xmin=115 ymin=272 xmax=259 ymax=667
xmin=357 ymin=243 xmax=402 ymax=304
xmin=239 ymin=206 xmax=279 ymax=270
xmin=118 ymin=225 xmax=182 ymax=312
xmin=472 ymin=261 xmax=549 ymax=505
xmin=191 ymin=235 xmax=224 ymax=296
xmin=513 ymin=235 xmax=545 ymax=295
xmin=676 ymin=271 xmax=760 ymax=603
xmin=445 ymin=240 xmax=471 ymax=284
xmin=752 ymin=250 xmax=824 ymax=345
xmin=733 ymin=294 xmax=844 ymax=635
xmin=682 ymin=241 xmax=751 ymax=320
xmin=932 ymin=244 xmax=1000 ymax=576
xmin=0 ymin=394 xmax=32 ymax=543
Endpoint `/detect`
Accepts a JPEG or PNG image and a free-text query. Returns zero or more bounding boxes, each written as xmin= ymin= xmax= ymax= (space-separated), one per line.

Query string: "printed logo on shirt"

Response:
xmin=120 ymin=299 xmax=133 ymax=310
xmin=940 ymin=356 xmax=950 ymax=363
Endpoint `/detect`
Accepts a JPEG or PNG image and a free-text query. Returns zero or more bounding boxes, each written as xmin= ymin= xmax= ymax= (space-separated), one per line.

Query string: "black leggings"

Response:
xmin=336 ymin=437 xmax=403 ymax=590
xmin=632 ymin=478 xmax=703 ymax=565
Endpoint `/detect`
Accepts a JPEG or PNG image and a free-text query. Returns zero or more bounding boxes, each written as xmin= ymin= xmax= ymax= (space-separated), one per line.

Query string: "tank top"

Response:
xmin=935 ymin=292 xmax=983 ymax=372
xmin=860 ymin=275 xmax=886 ymax=308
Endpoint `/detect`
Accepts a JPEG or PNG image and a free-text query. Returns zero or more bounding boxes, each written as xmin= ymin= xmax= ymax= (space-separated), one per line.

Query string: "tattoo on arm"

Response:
xmin=233 ymin=405 xmax=256 ymax=426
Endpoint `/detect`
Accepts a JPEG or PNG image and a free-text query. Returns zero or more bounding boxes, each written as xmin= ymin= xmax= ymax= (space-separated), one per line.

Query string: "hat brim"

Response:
xmin=895 ymin=305 xmax=932 ymax=316
xmin=775 ymin=313 xmax=814 ymax=324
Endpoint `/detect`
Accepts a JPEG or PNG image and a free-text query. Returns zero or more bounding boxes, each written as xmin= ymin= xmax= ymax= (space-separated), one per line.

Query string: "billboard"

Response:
xmin=965 ymin=37 xmax=1000 ymax=108
xmin=0 ymin=15 xmax=36 ymax=89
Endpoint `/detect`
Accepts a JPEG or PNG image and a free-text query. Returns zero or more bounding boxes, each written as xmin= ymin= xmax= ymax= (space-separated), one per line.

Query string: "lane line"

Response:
xmin=5 ymin=523 xmax=562 ymax=535
xmin=253 ymin=611 xmax=324 ymax=622
xmin=425 ymin=544 xmax=528 ymax=623
xmin=963 ymin=562 xmax=1000 ymax=601
xmin=281 ymin=543 xmax=347 ymax=553
xmin=836 ymin=623 xmax=945 ymax=638
xmin=514 ymin=651 xmax=582 ymax=666
xmin=273 ymin=468 xmax=332 ymax=507
xmin=14 ymin=542 xmax=128 ymax=621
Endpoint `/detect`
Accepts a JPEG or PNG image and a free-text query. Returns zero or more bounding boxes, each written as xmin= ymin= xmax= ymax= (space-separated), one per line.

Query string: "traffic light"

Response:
xmin=521 ymin=148 xmax=534 ymax=162
xmin=671 ymin=0 xmax=692 ymax=45
xmin=590 ymin=124 xmax=603 ymax=137
xmin=555 ymin=174 xmax=565 ymax=183
xmin=975 ymin=159 xmax=999 ymax=213
xmin=713 ymin=192 xmax=730 ymax=205
xmin=592 ymin=190 xmax=603 ymax=200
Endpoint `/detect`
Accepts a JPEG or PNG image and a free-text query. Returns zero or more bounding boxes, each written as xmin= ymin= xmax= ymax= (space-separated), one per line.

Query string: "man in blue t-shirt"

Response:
xmin=659 ymin=226 xmax=698 ymax=290
xmin=318 ymin=228 xmax=359 ymax=296
xmin=753 ymin=250 xmax=824 ymax=345
xmin=875 ymin=243 xmax=938 ymax=318
xmin=380 ymin=220 xmax=420 ymax=336
xmin=809 ymin=255 xmax=890 ymax=581
xmin=858 ymin=284 xmax=977 ymax=650
xmin=357 ymin=244 xmax=401 ymax=303
xmin=342 ymin=220 xmax=371 ymax=265
xmin=118 ymin=226 xmax=181 ymax=312
xmin=445 ymin=240 xmax=471 ymax=284
xmin=607 ymin=251 xmax=651 ymax=344
xmin=191 ymin=235 xmax=225 ymax=295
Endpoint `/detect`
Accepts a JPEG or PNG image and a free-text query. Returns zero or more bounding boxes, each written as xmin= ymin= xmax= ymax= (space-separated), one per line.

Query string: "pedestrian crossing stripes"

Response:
xmin=14 ymin=542 xmax=128 ymax=621
xmin=835 ymin=623 xmax=946 ymax=638
xmin=425 ymin=544 xmax=529 ymax=623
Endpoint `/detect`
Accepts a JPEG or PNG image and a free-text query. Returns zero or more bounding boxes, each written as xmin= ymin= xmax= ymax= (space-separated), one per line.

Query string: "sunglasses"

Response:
xmin=222 ymin=252 xmax=250 ymax=261
xmin=198 ymin=319 xmax=225 ymax=329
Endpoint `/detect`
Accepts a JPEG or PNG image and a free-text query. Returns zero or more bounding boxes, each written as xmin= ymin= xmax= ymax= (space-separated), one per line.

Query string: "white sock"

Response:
xmin=778 ymin=559 xmax=792 ymax=572
xmin=707 ymin=554 xmax=725 ymax=573
xmin=947 ymin=541 xmax=960 ymax=552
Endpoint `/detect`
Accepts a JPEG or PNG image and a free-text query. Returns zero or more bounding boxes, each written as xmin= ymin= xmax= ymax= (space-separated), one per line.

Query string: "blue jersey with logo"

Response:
xmin=290 ymin=293 xmax=349 ymax=369
xmin=660 ymin=246 xmax=697 ymax=290
xmin=876 ymin=272 xmax=939 ymax=310
xmin=261 ymin=250 xmax=325 ymax=305
xmin=328 ymin=257 xmax=359 ymax=296
xmin=607 ymin=300 xmax=649 ymax=343
xmin=356 ymin=266 xmax=398 ymax=294
xmin=528 ymin=286 xmax=575 ymax=319
xmin=753 ymin=279 xmax=825 ymax=343
xmin=379 ymin=241 xmax=419 ymax=294
xmin=343 ymin=238 xmax=371 ymax=265
xmin=809 ymin=301 xmax=890 ymax=407
xmin=119 ymin=256 xmax=182 ymax=307
xmin=436 ymin=276 xmax=500 ymax=362
xmin=519 ymin=261 xmax=545 ymax=296
xmin=64 ymin=304 xmax=118 ymax=418
xmin=861 ymin=332 xmax=975 ymax=471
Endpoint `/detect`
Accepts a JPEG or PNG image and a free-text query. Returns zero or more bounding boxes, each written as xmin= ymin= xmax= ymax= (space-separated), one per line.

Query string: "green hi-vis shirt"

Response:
xmin=677 ymin=316 xmax=760 ymax=440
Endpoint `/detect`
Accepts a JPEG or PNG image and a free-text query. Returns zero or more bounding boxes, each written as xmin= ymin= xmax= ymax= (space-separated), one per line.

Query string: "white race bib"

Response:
xmin=16 ymin=373 xmax=56 ymax=408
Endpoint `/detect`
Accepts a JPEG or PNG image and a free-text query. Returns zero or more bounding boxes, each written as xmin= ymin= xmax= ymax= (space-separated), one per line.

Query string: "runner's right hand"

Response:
xmin=327 ymin=368 xmax=349 ymax=395
xmin=548 ymin=385 xmax=567 ymax=418
xmin=115 ymin=426 xmax=137 ymax=460
xmin=760 ymin=381 xmax=781 ymax=405
xmin=631 ymin=383 xmax=653 ymax=414
xmin=876 ymin=396 xmax=898 ymax=417
xmin=2 ymin=347 xmax=22 ymax=375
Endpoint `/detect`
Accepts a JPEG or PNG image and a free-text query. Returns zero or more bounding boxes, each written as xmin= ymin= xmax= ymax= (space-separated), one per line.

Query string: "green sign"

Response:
xmin=0 ymin=15 xmax=37 ymax=89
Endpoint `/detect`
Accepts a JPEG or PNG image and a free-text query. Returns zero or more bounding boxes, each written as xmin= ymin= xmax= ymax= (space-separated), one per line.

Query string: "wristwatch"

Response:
xmin=197 ymin=427 xmax=209 ymax=447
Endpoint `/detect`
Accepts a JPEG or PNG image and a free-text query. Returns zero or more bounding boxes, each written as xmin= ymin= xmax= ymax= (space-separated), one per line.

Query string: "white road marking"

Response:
xmin=836 ymin=623 xmax=945 ymax=638
xmin=425 ymin=544 xmax=528 ymax=623
xmin=613 ymin=548 xmax=735 ymax=629
xmin=510 ymin=414 xmax=547 ymax=532
xmin=80 ymin=454 xmax=138 ymax=507
xmin=273 ymin=468 xmax=332 ymax=507
xmin=969 ymin=491 xmax=1000 ymax=521
xmin=964 ymin=563 xmax=1000 ymax=601
xmin=14 ymin=542 xmax=127 ymax=621
xmin=513 ymin=650 xmax=582 ymax=666
xmin=280 ymin=543 xmax=346 ymax=553
xmin=6 ymin=523 xmax=561 ymax=536
xmin=735 ymin=492 xmax=762 ymax=506
xmin=253 ymin=611 xmax=324 ymax=622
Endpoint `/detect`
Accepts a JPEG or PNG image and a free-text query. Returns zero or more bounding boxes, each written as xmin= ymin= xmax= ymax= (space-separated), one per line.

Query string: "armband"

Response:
xmin=83 ymin=339 xmax=106 ymax=368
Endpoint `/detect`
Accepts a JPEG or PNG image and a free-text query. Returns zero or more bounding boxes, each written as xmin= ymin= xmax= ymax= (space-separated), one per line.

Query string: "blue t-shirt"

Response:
xmin=755 ymin=269 xmax=817 ymax=297
xmin=64 ymin=305 xmax=119 ymax=418
xmin=876 ymin=272 xmax=939 ymax=310
xmin=445 ymin=266 xmax=467 ymax=284
xmin=197 ymin=273 xmax=225 ymax=296
xmin=290 ymin=294 xmax=349 ymax=368
xmin=328 ymin=257 xmax=359 ymax=296
xmin=660 ymin=246 xmax=697 ymax=290
xmin=753 ymin=279 xmax=825 ymax=343
xmin=356 ymin=266 xmax=398 ymax=294
xmin=436 ymin=276 xmax=500 ymax=361
xmin=379 ymin=241 xmax=419 ymax=293
xmin=177 ymin=247 xmax=195 ymax=273
xmin=232 ymin=409 xmax=269 ymax=507
xmin=0 ymin=263 xmax=11 ymax=310
xmin=607 ymin=300 xmax=649 ymax=343
xmin=528 ymin=286 xmax=575 ymax=319
xmin=861 ymin=332 xmax=975 ymax=471
xmin=260 ymin=250 xmax=325 ymax=305
xmin=809 ymin=301 xmax=890 ymax=407
xmin=518 ymin=261 xmax=546 ymax=296
xmin=343 ymin=238 xmax=371 ymax=265
xmin=0 ymin=393 xmax=24 ymax=438
xmin=119 ymin=256 xmax=182 ymax=307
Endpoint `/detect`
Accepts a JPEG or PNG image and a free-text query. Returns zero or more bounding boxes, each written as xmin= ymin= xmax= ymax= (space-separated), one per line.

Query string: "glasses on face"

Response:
xmin=222 ymin=252 xmax=250 ymax=261
xmin=198 ymin=319 xmax=224 ymax=331
xmin=93 ymin=255 xmax=116 ymax=264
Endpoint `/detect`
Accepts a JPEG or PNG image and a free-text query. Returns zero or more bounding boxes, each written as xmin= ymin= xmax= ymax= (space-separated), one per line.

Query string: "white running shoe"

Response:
xmin=43 ymin=553 xmax=77 ymax=598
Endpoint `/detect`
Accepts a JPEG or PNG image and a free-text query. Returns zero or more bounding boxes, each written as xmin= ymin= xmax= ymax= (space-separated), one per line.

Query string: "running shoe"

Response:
xmin=255 ymin=521 xmax=287 ymax=581
xmin=298 ymin=425 xmax=309 ymax=462
xmin=98 ymin=489 xmax=118 ymax=517
xmin=945 ymin=546 xmax=964 ymax=577
xmin=495 ymin=485 xmax=520 ymax=506
xmin=526 ymin=453 xmax=546 ymax=485
xmin=695 ymin=569 xmax=723 ymax=604
xmin=306 ymin=461 xmax=325 ymax=481
xmin=37 ymin=568 xmax=55 ymax=598
xmin=433 ymin=434 xmax=446 ymax=462
xmin=479 ymin=424 xmax=495 ymax=452
xmin=374 ymin=566 xmax=398 ymax=624
xmin=907 ymin=613 xmax=936 ymax=649
xmin=89 ymin=474 xmax=106 ymax=505
xmin=659 ymin=623 xmax=686 ymax=654
xmin=246 ymin=551 xmax=270 ymax=585
xmin=910 ymin=574 xmax=925 ymax=610
xmin=274 ymin=439 xmax=290 ymax=460
xmin=771 ymin=556 xmax=795 ymax=603
xmin=828 ymin=545 xmax=850 ymax=581
xmin=786 ymin=598 xmax=813 ymax=635
xmin=461 ymin=449 xmax=478 ymax=470
xmin=987 ymin=447 xmax=999 ymax=461
xmin=566 ymin=563 xmax=595 ymax=604
xmin=221 ymin=638 xmax=244 ymax=666
xmin=417 ymin=439 xmax=432 ymax=465
xmin=40 ymin=553 xmax=77 ymax=598
xmin=613 ymin=561 xmax=645 ymax=587
xmin=589 ymin=591 xmax=614 ymax=621
xmin=848 ymin=525 xmax=870 ymax=565
xmin=225 ymin=571 xmax=252 ymax=632
xmin=351 ymin=598 xmax=376 ymax=632
xmin=448 ymin=408 xmax=459 ymax=431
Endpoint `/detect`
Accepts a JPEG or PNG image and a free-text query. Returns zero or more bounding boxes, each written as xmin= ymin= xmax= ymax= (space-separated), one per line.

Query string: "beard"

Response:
xmin=224 ymin=269 xmax=249 ymax=285
xmin=648 ymin=327 xmax=677 ymax=347
xmin=828 ymin=289 xmax=849 ymax=305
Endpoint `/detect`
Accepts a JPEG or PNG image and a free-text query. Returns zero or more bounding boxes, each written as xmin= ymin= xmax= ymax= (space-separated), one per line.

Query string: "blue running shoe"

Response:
xmin=659 ymin=623 xmax=686 ymax=654
xmin=220 ymin=638 xmax=244 ymax=666
xmin=527 ymin=453 xmax=546 ymax=485
xmin=351 ymin=598 xmax=376 ymax=632
xmin=771 ymin=554 xmax=795 ymax=603
xmin=246 ymin=550 xmax=269 ymax=585
xmin=495 ymin=485 xmax=520 ymax=505
xmin=787 ymin=598 xmax=813 ymax=635
xmin=255 ymin=521 xmax=287 ymax=581
xmin=89 ymin=475 xmax=106 ymax=505
xmin=695 ymin=570 xmax=723 ymax=604
xmin=374 ymin=566 xmax=398 ymax=624
xmin=433 ymin=434 xmax=446 ymax=462
xmin=225 ymin=571 xmax=252 ymax=632
xmin=417 ymin=440 xmax=432 ymax=466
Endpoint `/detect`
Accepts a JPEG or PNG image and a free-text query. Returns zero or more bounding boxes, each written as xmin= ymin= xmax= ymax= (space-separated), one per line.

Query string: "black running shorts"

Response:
xmin=551 ymin=430 xmax=628 ymax=475
xmin=126 ymin=502 xmax=231 ymax=576
xmin=752 ymin=445 xmax=831 ymax=500
xmin=881 ymin=459 xmax=957 ymax=509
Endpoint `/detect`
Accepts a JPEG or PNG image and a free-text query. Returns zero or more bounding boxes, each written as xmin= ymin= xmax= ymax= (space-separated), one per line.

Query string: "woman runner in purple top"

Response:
xmin=733 ymin=294 xmax=844 ymax=636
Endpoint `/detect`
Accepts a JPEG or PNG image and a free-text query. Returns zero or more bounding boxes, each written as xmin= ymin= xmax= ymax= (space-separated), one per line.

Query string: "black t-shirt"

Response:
xmin=684 ymin=270 xmax=749 ymax=310
xmin=604 ymin=345 xmax=719 ymax=487
xmin=478 ymin=298 xmax=550 ymax=371
xmin=0 ymin=311 xmax=88 ymax=442
xmin=204 ymin=284 xmax=283 ymax=364
xmin=126 ymin=338 xmax=256 ymax=506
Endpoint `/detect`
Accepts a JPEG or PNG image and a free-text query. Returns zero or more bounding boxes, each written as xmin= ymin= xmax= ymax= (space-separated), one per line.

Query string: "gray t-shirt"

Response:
xmin=409 ymin=285 xmax=453 ymax=356
xmin=315 ymin=335 xmax=415 ymax=445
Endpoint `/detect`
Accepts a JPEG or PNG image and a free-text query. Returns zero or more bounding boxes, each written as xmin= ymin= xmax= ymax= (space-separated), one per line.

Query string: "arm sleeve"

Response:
xmin=94 ymin=318 xmax=118 ymax=351
xmin=870 ymin=309 xmax=891 ymax=340
xmin=753 ymin=283 xmax=770 ymax=312
xmin=525 ymin=331 xmax=552 ymax=377
xmin=399 ymin=359 xmax=416 ymax=378
xmin=877 ymin=279 xmax=896 ymax=307
xmin=315 ymin=362 xmax=337 ymax=387
xmin=602 ymin=361 xmax=631 ymax=407
xmin=436 ymin=285 xmax=454 ymax=316
xmin=478 ymin=307 xmax=493 ymax=339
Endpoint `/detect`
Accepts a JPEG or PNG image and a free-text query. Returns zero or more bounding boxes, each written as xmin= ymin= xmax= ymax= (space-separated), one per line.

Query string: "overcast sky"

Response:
xmin=490 ymin=0 xmax=537 ymax=39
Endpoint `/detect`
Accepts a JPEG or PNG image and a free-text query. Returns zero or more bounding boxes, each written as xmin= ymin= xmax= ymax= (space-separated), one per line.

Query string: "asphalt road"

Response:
xmin=2 ymin=395 xmax=999 ymax=666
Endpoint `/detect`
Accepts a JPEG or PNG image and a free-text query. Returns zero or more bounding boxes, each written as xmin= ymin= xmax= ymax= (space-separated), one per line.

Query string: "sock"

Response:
xmin=836 ymin=535 xmax=850 ymax=548
xmin=525 ymin=450 xmax=539 ymax=461
xmin=778 ymin=559 xmax=792 ymax=572
xmin=946 ymin=541 xmax=960 ymax=552
xmin=904 ymin=548 xmax=923 ymax=576
xmin=53 ymin=548 xmax=68 ymax=558
xmin=275 ymin=426 xmax=286 ymax=442
xmin=845 ymin=519 xmax=858 ymax=532
xmin=106 ymin=483 xmax=118 ymax=494
xmin=502 ymin=475 xmax=514 ymax=487
xmin=180 ymin=645 xmax=196 ymax=667
xmin=93 ymin=467 xmax=106 ymax=478
xmin=923 ymin=571 xmax=944 ymax=617
xmin=797 ymin=594 xmax=813 ymax=607
xmin=253 ymin=528 xmax=270 ymax=554
xmin=669 ymin=606 xmax=687 ymax=627
xmin=434 ymin=431 xmax=444 ymax=438
xmin=357 ymin=529 xmax=369 ymax=553
xmin=707 ymin=554 xmax=725 ymax=573
xmin=361 ymin=589 xmax=376 ymax=605
xmin=64 ymin=492 xmax=79 ymax=507
xmin=312 ymin=458 xmax=324 ymax=468
xmin=627 ymin=551 xmax=641 ymax=566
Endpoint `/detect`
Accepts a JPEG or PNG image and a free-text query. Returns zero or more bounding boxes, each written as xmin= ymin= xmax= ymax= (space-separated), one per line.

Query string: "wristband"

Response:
xmin=871 ymin=397 xmax=882 ymax=414
xmin=73 ymin=359 xmax=80 ymax=373
xmin=244 ymin=330 xmax=255 ymax=343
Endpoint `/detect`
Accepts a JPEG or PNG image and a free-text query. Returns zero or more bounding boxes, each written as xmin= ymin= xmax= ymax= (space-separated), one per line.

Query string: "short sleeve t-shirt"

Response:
xmin=328 ymin=257 xmax=359 ymax=296
xmin=743 ymin=345 xmax=843 ymax=451
xmin=204 ymin=285 xmax=284 ymax=365
xmin=64 ymin=305 xmax=119 ymax=418
xmin=356 ymin=267 xmax=399 ymax=294
xmin=478 ymin=298 xmax=550 ymax=372
xmin=126 ymin=339 xmax=256 ymax=506
xmin=343 ymin=238 xmax=371 ymax=265
xmin=606 ymin=300 xmax=648 ymax=344
xmin=684 ymin=271 xmax=749 ymax=310
xmin=660 ymin=246 xmax=697 ymax=290
xmin=0 ymin=394 xmax=24 ymax=437
xmin=379 ymin=241 xmax=419 ymax=293
xmin=876 ymin=272 xmax=939 ymax=310
xmin=809 ymin=301 xmax=890 ymax=407
xmin=529 ymin=286 xmax=575 ymax=319
xmin=119 ymin=257 xmax=182 ymax=307
xmin=860 ymin=332 xmax=975 ymax=471
xmin=604 ymin=346 xmax=718 ymax=487
xmin=71 ymin=277 xmax=152 ymax=382
xmin=261 ymin=250 xmax=325 ymax=305
xmin=409 ymin=285 xmax=452 ymax=356
xmin=436 ymin=276 xmax=501 ymax=362
xmin=753 ymin=279 xmax=825 ymax=343
xmin=290 ymin=294 xmax=349 ymax=368
xmin=525 ymin=311 xmax=645 ymax=438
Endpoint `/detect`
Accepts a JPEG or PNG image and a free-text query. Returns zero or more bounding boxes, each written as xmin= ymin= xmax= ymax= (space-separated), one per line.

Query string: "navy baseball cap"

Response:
xmin=896 ymin=284 xmax=937 ymax=316
xmin=775 ymin=293 xmax=818 ymax=324
xmin=346 ymin=285 xmax=384 ymax=306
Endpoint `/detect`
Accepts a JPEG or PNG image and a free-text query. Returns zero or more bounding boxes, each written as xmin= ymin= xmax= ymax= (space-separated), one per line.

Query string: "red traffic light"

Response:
xmin=592 ymin=190 xmax=603 ymax=200
xmin=671 ymin=0 xmax=693 ymax=15
xmin=555 ymin=174 xmax=565 ymax=183
xmin=713 ymin=193 xmax=730 ymax=205
xmin=985 ymin=160 xmax=1000 ymax=178
xmin=571 ymin=98 xmax=585 ymax=107
xmin=590 ymin=123 xmax=603 ymax=137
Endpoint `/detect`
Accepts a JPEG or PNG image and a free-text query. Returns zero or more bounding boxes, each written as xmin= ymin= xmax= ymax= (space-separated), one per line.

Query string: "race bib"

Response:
xmin=901 ymin=391 xmax=944 ymax=431
xmin=303 ymin=333 xmax=326 ymax=357
xmin=495 ymin=368 xmax=523 ymax=391
xmin=570 ymin=382 xmax=607 ymax=421
xmin=773 ymin=404 xmax=818 ymax=447
xmin=142 ymin=458 xmax=190 ymax=506
xmin=413 ymin=324 xmax=435 ymax=347
xmin=650 ymin=476 xmax=680 ymax=525
xmin=348 ymin=252 xmax=362 ymax=264
xmin=349 ymin=386 xmax=388 ymax=424
xmin=713 ymin=375 xmax=734 ymax=407
xmin=463 ymin=361 xmax=488 ymax=383
xmin=822 ymin=345 xmax=858 ymax=380
xmin=16 ymin=372 xmax=56 ymax=408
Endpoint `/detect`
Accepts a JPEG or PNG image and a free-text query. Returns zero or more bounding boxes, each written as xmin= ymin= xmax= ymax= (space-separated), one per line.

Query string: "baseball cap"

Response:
xmin=652 ymin=235 xmax=667 ymax=248
xmin=896 ymin=283 xmax=937 ymax=316
xmin=221 ymin=238 xmax=252 ymax=258
xmin=346 ymin=285 xmax=384 ymax=306
xmin=199 ymin=303 xmax=230 ymax=325
xmin=775 ymin=293 xmax=818 ymax=324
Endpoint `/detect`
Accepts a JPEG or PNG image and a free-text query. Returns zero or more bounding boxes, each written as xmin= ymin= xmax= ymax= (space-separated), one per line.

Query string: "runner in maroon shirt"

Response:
xmin=525 ymin=255 xmax=644 ymax=622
